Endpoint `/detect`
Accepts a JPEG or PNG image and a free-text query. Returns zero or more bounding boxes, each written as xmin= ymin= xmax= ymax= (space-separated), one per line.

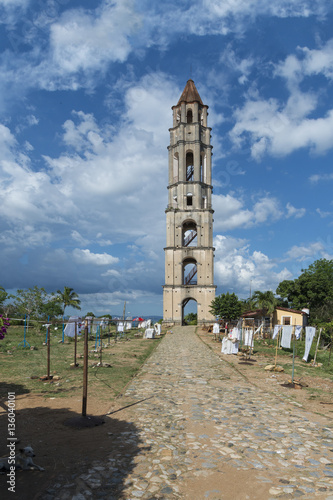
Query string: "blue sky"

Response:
xmin=0 ymin=0 xmax=333 ymax=317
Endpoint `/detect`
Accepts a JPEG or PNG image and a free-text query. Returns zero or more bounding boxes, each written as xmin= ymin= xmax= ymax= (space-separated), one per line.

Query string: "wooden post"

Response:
xmin=291 ymin=323 xmax=296 ymax=384
xmin=47 ymin=325 xmax=51 ymax=379
xmin=74 ymin=320 xmax=77 ymax=366
xmin=82 ymin=322 xmax=88 ymax=417
xmin=274 ymin=327 xmax=281 ymax=369
xmin=312 ymin=328 xmax=322 ymax=366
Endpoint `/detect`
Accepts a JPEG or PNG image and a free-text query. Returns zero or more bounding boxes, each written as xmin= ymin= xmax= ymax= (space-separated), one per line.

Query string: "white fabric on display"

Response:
xmin=243 ymin=328 xmax=254 ymax=347
xmin=213 ymin=323 xmax=220 ymax=334
xmin=64 ymin=317 xmax=82 ymax=337
xmin=295 ymin=325 xmax=302 ymax=340
xmin=221 ymin=337 xmax=234 ymax=354
xmin=302 ymin=326 xmax=316 ymax=362
xmin=144 ymin=328 xmax=155 ymax=339
xmin=280 ymin=325 xmax=293 ymax=349
xmin=231 ymin=328 xmax=240 ymax=340
xmin=221 ymin=337 xmax=228 ymax=354
xmin=273 ymin=325 xmax=281 ymax=340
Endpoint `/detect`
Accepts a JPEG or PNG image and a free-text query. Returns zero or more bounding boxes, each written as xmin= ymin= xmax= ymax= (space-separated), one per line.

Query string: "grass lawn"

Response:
xmin=252 ymin=336 xmax=333 ymax=381
xmin=0 ymin=325 xmax=162 ymax=401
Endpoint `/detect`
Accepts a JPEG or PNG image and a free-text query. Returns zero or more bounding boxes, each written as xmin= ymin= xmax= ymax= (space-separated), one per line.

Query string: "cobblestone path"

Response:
xmin=45 ymin=326 xmax=333 ymax=500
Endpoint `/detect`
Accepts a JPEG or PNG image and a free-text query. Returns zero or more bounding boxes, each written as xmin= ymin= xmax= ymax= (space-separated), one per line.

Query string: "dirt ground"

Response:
xmin=0 ymin=329 xmax=332 ymax=499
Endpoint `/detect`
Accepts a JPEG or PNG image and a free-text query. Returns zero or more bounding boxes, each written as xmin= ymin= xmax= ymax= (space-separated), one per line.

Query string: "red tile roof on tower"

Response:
xmin=177 ymin=79 xmax=204 ymax=105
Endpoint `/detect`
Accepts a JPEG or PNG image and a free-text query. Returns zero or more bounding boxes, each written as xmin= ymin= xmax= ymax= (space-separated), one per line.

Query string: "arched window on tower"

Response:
xmin=183 ymin=258 xmax=197 ymax=285
xmin=186 ymin=151 xmax=194 ymax=181
xmin=182 ymin=221 xmax=197 ymax=247
xmin=187 ymin=109 xmax=193 ymax=123
xmin=186 ymin=193 xmax=193 ymax=207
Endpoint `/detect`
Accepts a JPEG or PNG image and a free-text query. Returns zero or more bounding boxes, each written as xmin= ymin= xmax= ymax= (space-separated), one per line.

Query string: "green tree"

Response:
xmin=276 ymin=259 xmax=333 ymax=323
xmin=40 ymin=299 xmax=64 ymax=320
xmin=0 ymin=286 xmax=8 ymax=309
xmin=210 ymin=292 xmax=242 ymax=323
xmin=251 ymin=290 xmax=277 ymax=328
xmin=56 ymin=287 xmax=81 ymax=317
xmin=184 ymin=313 xmax=197 ymax=325
xmin=13 ymin=286 xmax=49 ymax=318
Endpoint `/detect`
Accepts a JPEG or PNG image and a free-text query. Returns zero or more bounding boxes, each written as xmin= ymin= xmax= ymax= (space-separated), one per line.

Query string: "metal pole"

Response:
xmin=82 ymin=322 xmax=88 ymax=417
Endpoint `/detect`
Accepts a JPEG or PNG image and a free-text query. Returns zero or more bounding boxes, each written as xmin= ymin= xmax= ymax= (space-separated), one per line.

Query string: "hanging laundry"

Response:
xmin=302 ymin=326 xmax=316 ymax=362
xmin=280 ymin=325 xmax=293 ymax=349
xmin=231 ymin=340 xmax=239 ymax=354
xmin=273 ymin=324 xmax=281 ymax=340
xmin=295 ymin=325 xmax=302 ymax=340
xmin=231 ymin=328 xmax=240 ymax=340
xmin=243 ymin=328 xmax=254 ymax=347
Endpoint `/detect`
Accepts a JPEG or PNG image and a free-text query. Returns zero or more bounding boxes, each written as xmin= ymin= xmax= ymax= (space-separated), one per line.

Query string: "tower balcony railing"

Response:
xmin=184 ymin=265 xmax=197 ymax=285
xmin=184 ymin=230 xmax=197 ymax=247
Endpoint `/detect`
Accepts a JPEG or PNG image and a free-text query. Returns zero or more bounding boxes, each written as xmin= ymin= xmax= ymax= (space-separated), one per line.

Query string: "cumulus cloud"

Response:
xmin=72 ymin=249 xmax=119 ymax=266
xmin=214 ymin=234 xmax=293 ymax=296
xmin=213 ymin=193 xmax=283 ymax=231
xmin=286 ymin=202 xmax=306 ymax=219
xmin=310 ymin=172 xmax=333 ymax=183
xmin=284 ymin=241 xmax=327 ymax=261
xmin=230 ymin=39 xmax=333 ymax=159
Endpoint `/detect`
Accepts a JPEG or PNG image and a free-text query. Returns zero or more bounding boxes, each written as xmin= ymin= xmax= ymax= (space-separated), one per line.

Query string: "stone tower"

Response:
xmin=163 ymin=80 xmax=216 ymax=326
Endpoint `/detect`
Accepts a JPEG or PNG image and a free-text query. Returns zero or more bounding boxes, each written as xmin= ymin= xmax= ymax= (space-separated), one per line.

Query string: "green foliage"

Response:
xmin=13 ymin=286 xmax=49 ymax=318
xmin=40 ymin=300 xmax=64 ymax=320
xmin=276 ymin=258 xmax=333 ymax=323
xmin=56 ymin=286 xmax=81 ymax=317
xmin=184 ymin=313 xmax=197 ymax=325
xmin=251 ymin=290 xmax=277 ymax=316
xmin=210 ymin=292 xmax=242 ymax=322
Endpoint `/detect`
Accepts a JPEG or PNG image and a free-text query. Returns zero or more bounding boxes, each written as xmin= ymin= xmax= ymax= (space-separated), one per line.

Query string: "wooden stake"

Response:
xmin=82 ymin=322 xmax=88 ymax=417
xmin=47 ymin=325 xmax=51 ymax=379
xmin=312 ymin=327 xmax=322 ymax=366
xmin=274 ymin=326 xmax=281 ymax=369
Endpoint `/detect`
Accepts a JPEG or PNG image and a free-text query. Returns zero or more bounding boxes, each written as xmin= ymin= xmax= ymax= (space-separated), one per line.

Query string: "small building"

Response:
xmin=273 ymin=307 xmax=306 ymax=327
xmin=241 ymin=306 xmax=306 ymax=330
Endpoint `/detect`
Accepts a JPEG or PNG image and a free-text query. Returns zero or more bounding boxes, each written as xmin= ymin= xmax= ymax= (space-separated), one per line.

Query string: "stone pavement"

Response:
xmin=44 ymin=326 xmax=333 ymax=500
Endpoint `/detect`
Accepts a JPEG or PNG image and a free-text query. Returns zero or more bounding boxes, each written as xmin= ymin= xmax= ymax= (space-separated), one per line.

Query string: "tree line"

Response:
xmin=210 ymin=258 xmax=333 ymax=329
xmin=0 ymin=286 xmax=81 ymax=322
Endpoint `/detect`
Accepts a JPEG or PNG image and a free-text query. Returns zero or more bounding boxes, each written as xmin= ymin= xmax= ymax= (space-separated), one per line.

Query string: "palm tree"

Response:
xmin=251 ymin=290 xmax=277 ymax=330
xmin=56 ymin=287 xmax=81 ymax=318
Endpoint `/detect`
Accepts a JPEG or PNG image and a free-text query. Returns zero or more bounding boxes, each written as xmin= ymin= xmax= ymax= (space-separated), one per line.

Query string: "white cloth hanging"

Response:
xmin=302 ymin=326 xmax=316 ymax=362
xmin=273 ymin=325 xmax=281 ymax=340
xmin=295 ymin=325 xmax=302 ymax=340
xmin=64 ymin=317 xmax=82 ymax=337
xmin=280 ymin=325 xmax=293 ymax=349
xmin=243 ymin=328 xmax=254 ymax=347
xmin=221 ymin=337 xmax=234 ymax=354
xmin=231 ymin=328 xmax=240 ymax=340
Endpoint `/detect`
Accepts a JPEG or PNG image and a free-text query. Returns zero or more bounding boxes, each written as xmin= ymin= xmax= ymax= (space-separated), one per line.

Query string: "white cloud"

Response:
xmin=213 ymin=234 xmax=293 ymax=296
xmin=213 ymin=193 xmax=282 ymax=231
xmin=316 ymin=208 xmax=332 ymax=218
xmin=310 ymin=172 xmax=333 ymax=183
xmin=284 ymin=241 xmax=326 ymax=261
xmin=72 ymin=248 xmax=119 ymax=266
xmin=230 ymin=39 xmax=333 ymax=160
xmin=286 ymin=202 xmax=306 ymax=219
xmin=49 ymin=1 xmax=141 ymax=75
